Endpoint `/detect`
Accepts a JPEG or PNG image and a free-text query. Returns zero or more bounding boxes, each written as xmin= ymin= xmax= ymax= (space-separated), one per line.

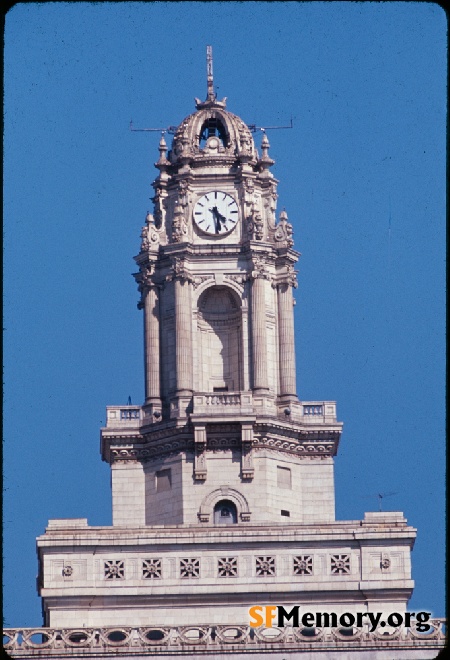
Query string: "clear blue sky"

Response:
xmin=3 ymin=2 xmax=446 ymax=626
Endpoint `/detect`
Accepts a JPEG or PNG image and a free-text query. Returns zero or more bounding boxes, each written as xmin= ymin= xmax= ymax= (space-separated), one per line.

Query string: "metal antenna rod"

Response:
xmin=206 ymin=45 xmax=215 ymax=101
xmin=129 ymin=120 xmax=178 ymax=134
xmin=247 ymin=117 xmax=294 ymax=133
xmin=361 ymin=491 xmax=398 ymax=511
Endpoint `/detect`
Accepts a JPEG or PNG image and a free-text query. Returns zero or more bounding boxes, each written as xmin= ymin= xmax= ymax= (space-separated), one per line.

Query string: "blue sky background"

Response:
xmin=3 ymin=2 xmax=446 ymax=626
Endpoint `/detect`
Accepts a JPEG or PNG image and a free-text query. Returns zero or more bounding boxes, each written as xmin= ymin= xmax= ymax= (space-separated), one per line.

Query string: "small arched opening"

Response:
xmin=214 ymin=499 xmax=238 ymax=525
xmin=199 ymin=117 xmax=229 ymax=149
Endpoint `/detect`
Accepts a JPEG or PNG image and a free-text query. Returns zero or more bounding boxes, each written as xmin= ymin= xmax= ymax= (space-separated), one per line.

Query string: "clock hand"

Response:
xmin=209 ymin=206 xmax=221 ymax=233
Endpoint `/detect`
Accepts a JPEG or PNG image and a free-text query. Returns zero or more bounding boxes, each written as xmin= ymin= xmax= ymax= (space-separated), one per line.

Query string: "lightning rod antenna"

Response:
xmin=207 ymin=45 xmax=215 ymax=101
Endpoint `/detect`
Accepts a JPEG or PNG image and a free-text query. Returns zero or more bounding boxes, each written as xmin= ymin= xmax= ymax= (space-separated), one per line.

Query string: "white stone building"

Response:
xmin=4 ymin=48 xmax=444 ymax=659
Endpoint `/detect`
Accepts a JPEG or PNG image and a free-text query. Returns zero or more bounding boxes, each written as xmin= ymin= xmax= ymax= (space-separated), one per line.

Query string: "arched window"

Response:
xmin=199 ymin=118 xmax=228 ymax=148
xmin=214 ymin=499 xmax=238 ymax=525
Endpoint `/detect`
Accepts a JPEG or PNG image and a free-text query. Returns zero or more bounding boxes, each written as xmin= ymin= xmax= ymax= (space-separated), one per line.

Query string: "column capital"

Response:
xmin=166 ymin=256 xmax=194 ymax=284
xmin=250 ymin=254 xmax=272 ymax=282
xmin=274 ymin=264 xmax=298 ymax=289
xmin=134 ymin=264 xmax=162 ymax=308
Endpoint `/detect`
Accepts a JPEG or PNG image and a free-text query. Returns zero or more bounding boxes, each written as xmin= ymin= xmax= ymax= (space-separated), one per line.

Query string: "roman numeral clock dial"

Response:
xmin=193 ymin=191 xmax=239 ymax=235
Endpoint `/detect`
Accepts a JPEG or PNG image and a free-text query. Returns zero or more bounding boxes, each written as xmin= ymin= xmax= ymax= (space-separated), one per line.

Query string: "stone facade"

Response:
xmin=36 ymin=513 xmax=417 ymax=629
xmin=4 ymin=48 xmax=445 ymax=658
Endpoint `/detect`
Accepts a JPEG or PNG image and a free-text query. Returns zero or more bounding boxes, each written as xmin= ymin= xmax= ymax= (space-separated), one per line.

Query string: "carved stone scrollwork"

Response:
xmin=245 ymin=204 xmax=264 ymax=241
xmin=139 ymin=213 xmax=160 ymax=253
xmin=274 ymin=209 xmax=294 ymax=247
xmin=171 ymin=201 xmax=188 ymax=243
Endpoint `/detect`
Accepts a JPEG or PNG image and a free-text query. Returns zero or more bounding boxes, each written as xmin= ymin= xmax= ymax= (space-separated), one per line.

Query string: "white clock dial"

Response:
xmin=193 ymin=191 xmax=239 ymax=235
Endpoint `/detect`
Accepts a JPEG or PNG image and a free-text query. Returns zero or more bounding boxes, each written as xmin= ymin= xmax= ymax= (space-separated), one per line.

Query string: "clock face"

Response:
xmin=193 ymin=191 xmax=239 ymax=235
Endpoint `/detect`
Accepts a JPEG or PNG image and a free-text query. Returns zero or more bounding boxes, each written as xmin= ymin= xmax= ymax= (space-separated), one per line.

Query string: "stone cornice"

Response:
xmin=37 ymin=520 xmax=417 ymax=545
xmin=101 ymin=416 xmax=342 ymax=463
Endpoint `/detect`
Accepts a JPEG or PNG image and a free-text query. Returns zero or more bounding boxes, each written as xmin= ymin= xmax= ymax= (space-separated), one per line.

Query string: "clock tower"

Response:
xmin=32 ymin=50 xmax=423 ymax=643
xmin=101 ymin=50 xmax=341 ymax=529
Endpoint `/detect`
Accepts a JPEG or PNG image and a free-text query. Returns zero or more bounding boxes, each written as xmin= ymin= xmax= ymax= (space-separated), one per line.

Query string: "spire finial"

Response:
xmin=206 ymin=45 xmax=215 ymax=101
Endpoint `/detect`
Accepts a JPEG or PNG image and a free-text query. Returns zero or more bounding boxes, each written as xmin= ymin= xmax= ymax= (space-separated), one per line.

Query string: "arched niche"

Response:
xmin=198 ymin=487 xmax=251 ymax=524
xmin=196 ymin=286 xmax=242 ymax=393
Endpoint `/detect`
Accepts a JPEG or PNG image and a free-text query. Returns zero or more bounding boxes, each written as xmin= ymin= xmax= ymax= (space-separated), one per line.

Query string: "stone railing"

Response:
xmin=301 ymin=401 xmax=337 ymax=423
xmin=3 ymin=621 xmax=446 ymax=657
xmin=193 ymin=391 xmax=254 ymax=416
xmin=105 ymin=405 xmax=141 ymax=428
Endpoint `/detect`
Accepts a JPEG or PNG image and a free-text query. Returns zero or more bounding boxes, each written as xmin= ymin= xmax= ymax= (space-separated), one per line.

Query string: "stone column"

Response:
xmin=143 ymin=285 xmax=160 ymax=403
xmin=175 ymin=278 xmax=193 ymax=394
xmin=251 ymin=275 xmax=269 ymax=392
xmin=277 ymin=282 xmax=297 ymax=397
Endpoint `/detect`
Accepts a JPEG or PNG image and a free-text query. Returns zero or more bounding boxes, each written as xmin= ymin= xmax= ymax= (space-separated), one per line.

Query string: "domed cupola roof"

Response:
xmin=169 ymin=47 xmax=256 ymax=166
xmin=170 ymin=100 xmax=256 ymax=166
